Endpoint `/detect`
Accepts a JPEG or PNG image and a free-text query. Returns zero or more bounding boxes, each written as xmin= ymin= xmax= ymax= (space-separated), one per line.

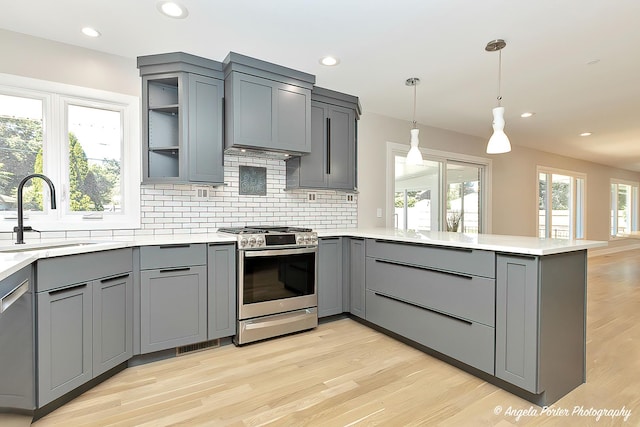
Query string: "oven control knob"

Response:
xmin=240 ymin=238 xmax=248 ymax=247
xmin=297 ymin=237 xmax=304 ymax=244
xmin=256 ymin=237 xmax=264 ymax=246
xmin=304 ymin=235 xmax=311 ymax=244
xmin=311 ymin=235 xmax=318 ymax=243
xmin=249 ymin=237 xmax=257 ymax=246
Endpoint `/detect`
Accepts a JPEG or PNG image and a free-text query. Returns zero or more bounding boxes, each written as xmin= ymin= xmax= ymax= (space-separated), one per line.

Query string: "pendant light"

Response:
xmin=405 ymin=77 xmax=423 ymax=165
xmin=485 ymin=39 xmax=511 ymax=154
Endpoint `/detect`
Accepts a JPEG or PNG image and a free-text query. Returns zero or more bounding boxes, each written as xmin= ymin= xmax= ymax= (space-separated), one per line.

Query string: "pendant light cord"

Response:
xmin=412 ymin=82 xmax=417 ymax=128
xmin=497 ymin=49 xmax=502 ymax=106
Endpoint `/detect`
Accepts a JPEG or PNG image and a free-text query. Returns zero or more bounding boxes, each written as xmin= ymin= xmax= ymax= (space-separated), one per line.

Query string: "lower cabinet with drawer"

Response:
xmin=364 ymin=239 xmax=496 ymax=375
xmin=35 ymin=249 xmax=133 ymax=407
xmin=139 ymin=244 xmax=207 ymax=353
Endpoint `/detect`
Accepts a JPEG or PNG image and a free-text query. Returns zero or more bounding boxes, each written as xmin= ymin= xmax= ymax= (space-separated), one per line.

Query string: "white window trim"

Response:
xmin=0 ymin=73 xmax=140 ymax=232
xmin=610 ymin=178 xmax=639 ymax=239
xmin=385 ymin=141 xmax=492 ymax=233
xmin=536 ymin=166 xmax=587 ymax=239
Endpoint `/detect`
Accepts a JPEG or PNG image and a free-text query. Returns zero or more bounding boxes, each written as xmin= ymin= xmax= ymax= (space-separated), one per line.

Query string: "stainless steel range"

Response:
xmin=218 ymin=226 xmax=318 ymax=345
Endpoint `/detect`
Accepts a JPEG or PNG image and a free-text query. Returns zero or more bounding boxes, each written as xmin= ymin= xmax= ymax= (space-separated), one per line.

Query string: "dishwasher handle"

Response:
xmin=0 ymin=279 xmax=29 ymax=313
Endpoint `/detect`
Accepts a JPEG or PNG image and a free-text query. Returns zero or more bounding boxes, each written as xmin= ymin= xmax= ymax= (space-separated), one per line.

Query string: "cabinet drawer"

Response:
xmin=36 ymin=248 xmax=133 ymax=292
xmin=366 ymin=258 xmax=495 ymax=327
xmin=366 ymin=290 xmax=495 ymax=375
xmin=139 ymin=243 xmax=206 ymax=270
xmin=366 ymin=239 xmax=495 ymax=278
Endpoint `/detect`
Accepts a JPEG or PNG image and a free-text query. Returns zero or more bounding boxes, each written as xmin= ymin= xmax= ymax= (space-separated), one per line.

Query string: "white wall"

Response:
xmin=357 ymin=112 xmax=640 ymax=242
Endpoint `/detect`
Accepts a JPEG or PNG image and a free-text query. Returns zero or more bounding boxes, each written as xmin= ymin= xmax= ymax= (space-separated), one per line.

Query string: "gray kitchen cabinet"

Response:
xmin=92 ymin=272 xmax=133 ymax=377
xmin=36 ymin=249 xmax=133 ymax=407
xmin=318 ymin=237 xmax=343 ymax=318
xmin=138 ymin=52 xmax=224 ymax=184
xmin=207 ymin=243 xmax=236 ymax=340
xmin=495 ymin=251 xmax=587 ymax=404
xmin=348 ymin=238 xmax=366 ymax=319
xmin=363 ymin=239 xmax=495 ymax=374
xmin=139 ymin=244 xmax=207 ymax=353
xmin=286 ymin=87 xmax=361 ymax=191
xmin=223 ymin=52 xmax=315 ymax=155
xmin=37 ymin=282 xmax=92 ymax=407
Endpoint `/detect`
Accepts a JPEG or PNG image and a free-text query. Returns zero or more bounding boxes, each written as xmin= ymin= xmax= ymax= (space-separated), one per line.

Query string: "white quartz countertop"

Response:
xmin=317 ymin=228 xmax=607 ymax=256
xmin=0 ymin=228 xmax=607 ymax=282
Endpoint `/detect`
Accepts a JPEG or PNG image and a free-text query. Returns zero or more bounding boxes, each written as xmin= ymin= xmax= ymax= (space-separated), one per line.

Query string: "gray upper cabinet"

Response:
xmin=223 ymin=52 xmax=315 ymax=155
xmin=138 ymin=52 xmax=224 ymax=184
xmin=286 ymin=87 xmax=361 ymax=191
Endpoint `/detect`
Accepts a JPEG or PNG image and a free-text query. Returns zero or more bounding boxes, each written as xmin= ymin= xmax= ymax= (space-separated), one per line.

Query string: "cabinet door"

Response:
xmin=37 ymin=283 xmax=92 ymax=406
xmin=349 ymin=238 xmax=366 ymax=319
xmin=318 ymin=238 xmax=343 ymax=318
xmin=298 ymin=102 xmax=328 ymax=188
xmin=188 ymin=74 xmax=224 ymax=183
xmin=93 ymin=273 xmax=133 ymax=377
xmin=327 ymin=105 xmax=356 ymax=190
xmin=140 ymin=266 xmax=207 ymax=353
xmin=495 ymin=255 xmax=539 ymax=392
xmin=228 ymin=72 xmax=310 ymax=153
xmin=207 ymin=244 xmax=236 ymax=340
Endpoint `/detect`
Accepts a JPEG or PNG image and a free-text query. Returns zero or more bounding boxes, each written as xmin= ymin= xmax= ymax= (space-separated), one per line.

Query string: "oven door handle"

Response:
xmin=244 ymin=309 xmax=315 ymax=330
xmin=243 ymin=247 xmax=317 ymax=258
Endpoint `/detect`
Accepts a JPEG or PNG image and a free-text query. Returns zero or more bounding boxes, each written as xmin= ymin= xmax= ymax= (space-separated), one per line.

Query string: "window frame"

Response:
xmin=536 ymin=166 xmax=586 ymax=240
xmin=0 ymin=73 xmax=140 ymax=232
xmin=610 ymin=178 xmax=638 ymax=238
xmin=386 ymin=141 xmax=492 ymax=233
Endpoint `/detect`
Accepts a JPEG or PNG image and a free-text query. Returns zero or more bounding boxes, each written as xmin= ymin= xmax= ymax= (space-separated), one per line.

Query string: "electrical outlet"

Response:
xmin=345 ymin=194 xmax=355 ymax=203
xmin=307 ymin=192 xmax=317 ymax=202
xmin=193 ymin=185 xmax=210 ymax=200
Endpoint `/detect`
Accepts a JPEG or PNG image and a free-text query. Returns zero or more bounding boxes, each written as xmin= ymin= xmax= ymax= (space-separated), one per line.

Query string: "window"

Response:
xmin=610 ymin=180 xmax=638 ymax=237
xmin=388 ymin=142 xmax=491 ymax=233
xmin=0 ymin=74 xmax=140 ymax=231
xmin=537 ymin=167 xmax=585 ymax=239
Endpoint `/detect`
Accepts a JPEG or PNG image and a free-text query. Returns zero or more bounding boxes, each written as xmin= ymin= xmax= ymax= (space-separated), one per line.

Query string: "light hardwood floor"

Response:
xmin=32 ymin=250 xmax=640 ymax=426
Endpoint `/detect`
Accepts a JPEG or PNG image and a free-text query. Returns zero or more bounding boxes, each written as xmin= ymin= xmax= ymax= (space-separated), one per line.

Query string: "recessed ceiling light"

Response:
xmin=520 ymin=112 xmax=535 ymax=118
xmin=580 ymin=132 xmax=592 ymax=137
xmin=586 ymin=59 xmax=600 ymax=66
xmin=81 ymin=27 xmax=101 ymax=38
xmin=157 ymin=1 xmax=189 ymax=19
xmin=319 ymin=56 xmax=340 ymax=66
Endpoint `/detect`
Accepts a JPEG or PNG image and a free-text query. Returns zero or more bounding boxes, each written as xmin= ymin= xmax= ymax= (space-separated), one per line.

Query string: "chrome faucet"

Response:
xmin=15 ymin=173 xmax=57 ymax=244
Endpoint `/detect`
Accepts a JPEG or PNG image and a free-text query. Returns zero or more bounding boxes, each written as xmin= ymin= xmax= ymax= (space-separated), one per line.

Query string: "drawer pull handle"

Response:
xmin=49 ymin=283 xmax=87 ymax=295
xmin=100 ymin=273 xmax=130 ymax=284
xmin=159 ymin=267 xmax=191 ymax=273
xmin=374 ymin=292 xmax=473 ymax=325
xmin=374 ymin=259 xmax=473 ymax=280
xmin=158 ymin=244 xmax=191 ymax=249
xmin=373 ymin=239 xmax=473 ymax=253
xmin=1 ymin=279 xmax=28 ymax=313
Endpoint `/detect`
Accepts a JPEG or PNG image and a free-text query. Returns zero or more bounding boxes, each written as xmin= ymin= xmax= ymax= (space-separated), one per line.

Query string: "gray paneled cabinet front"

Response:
xmin=36 ymin=249 xmax=133 ymax=407
xmin=318 ymin=237 xmax=343 ymax=318
xmin=348 ymin=238 xmax=366 ymax=319
xmin=286 ymin=88 xmax=360 ymax=191
xmin=138 ymin=52 xmax=224 ymax=184
xmin=207 ymin=243 xmax=237 ymax=340
xmin=495 ymin=252 xmax=587 ymax=405
xmin=139 ymin=244 xmax=207 ymax=354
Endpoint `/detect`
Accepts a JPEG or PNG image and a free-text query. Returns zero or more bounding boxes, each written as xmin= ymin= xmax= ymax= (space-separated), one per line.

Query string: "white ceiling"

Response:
xmin=2 ymin=0 xmax=639 ymax=171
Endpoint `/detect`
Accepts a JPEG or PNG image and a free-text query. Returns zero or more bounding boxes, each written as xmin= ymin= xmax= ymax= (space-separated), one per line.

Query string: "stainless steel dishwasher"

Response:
xmin=0 ymin=265 xmax=35 ymax=413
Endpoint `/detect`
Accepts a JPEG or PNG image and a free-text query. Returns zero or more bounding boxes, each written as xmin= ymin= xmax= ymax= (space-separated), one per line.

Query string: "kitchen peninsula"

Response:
xmin=0 ymin=229 xmax=605 ymax=418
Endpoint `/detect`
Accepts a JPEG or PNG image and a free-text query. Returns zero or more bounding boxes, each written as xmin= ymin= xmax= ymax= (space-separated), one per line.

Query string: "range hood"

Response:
xmin=223 ymin=52 xmax=315 ymax=158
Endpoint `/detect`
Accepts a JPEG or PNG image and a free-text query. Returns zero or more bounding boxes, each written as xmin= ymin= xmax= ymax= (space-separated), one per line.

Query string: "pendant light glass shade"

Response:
xmin=405 ymin=78 xmax=423 ymax=165
xmin=486 ymin=106 xmax=511 ymax=154
xmin=406 ymin=128 xmax=423 ymax=165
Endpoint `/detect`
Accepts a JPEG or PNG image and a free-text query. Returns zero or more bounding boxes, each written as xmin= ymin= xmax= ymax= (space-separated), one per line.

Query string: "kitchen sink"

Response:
xmin=0 ymin=241 xmax=100 ymax=253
